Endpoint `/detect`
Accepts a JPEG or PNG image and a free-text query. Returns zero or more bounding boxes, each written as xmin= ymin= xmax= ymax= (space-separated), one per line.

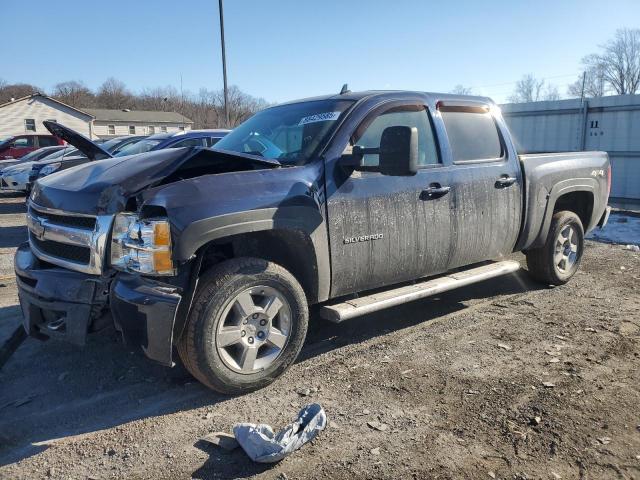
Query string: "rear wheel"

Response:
xmin=526 ymin=210 xmax=584 ymax=285
xmin=177 ymin=257 xmax=308 ymax=394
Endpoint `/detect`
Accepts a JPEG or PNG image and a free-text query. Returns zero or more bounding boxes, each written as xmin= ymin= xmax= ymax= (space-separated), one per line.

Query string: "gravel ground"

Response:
xmin=0 ymin=191 xmax=639 ymax=480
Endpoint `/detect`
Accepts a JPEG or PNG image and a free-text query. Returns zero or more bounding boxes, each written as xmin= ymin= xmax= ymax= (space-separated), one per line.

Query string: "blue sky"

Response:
xmin=1 ymin=0 xmax=639 ymax=103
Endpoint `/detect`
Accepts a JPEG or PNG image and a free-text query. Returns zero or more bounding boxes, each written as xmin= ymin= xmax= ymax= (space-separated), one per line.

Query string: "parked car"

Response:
xmin=0 ymin=133 xmax=139 ymax=193
xmin=30 ymin=131 xmax=148 ymax=182
xmin=113 ymin=129 xmax=230 ymax=157
xmin=16 ymin=90 xmax=611 ymax=395
xmin=0 ymin=145 xmax=66 ymax=170
xmin=0 ymin=134 xmax=64 ymax=160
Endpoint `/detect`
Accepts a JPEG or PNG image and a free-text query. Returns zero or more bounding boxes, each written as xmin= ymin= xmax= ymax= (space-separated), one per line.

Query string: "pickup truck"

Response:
xmin=15 ymin=90 xmax=611 ymax=394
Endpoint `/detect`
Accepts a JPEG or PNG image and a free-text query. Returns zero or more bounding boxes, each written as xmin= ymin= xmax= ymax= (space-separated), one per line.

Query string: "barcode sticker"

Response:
xmin=298 ymin=111 xmax=341 ymax=126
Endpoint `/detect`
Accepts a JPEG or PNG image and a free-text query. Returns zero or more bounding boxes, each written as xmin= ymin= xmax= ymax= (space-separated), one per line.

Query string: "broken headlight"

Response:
xmin=110 ymin=213 xmax=175 ymax=275
xmin=39 ymin=162 xmax=62 ymax=176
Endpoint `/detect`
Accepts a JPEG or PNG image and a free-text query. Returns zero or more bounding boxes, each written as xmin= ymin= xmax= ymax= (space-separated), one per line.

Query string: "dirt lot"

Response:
xmin=0 ymin=191 xmax=639 ymax=480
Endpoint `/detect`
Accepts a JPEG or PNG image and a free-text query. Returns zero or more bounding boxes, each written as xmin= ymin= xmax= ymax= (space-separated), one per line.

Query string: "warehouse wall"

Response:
xmin=501 ymin=95 xmax=640 ymax=202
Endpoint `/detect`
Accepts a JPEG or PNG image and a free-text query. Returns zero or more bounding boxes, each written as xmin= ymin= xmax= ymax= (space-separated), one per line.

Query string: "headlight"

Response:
xmin=39 ymin=162 xmax=61 ymax=176
xmin=110 ymin=213 xmax=175 ymax=275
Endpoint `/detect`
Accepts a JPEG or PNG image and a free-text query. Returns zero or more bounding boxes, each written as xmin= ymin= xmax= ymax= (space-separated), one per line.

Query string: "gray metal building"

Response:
xmin=500 ymin=94 xmax=640 ymax=205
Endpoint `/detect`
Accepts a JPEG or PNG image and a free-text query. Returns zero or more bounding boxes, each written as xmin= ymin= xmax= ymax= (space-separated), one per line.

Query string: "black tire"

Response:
xmin=526 ymin=210 xmax=584 ymax=285
xmin=177 ymin=257 xmax=308 ymax=394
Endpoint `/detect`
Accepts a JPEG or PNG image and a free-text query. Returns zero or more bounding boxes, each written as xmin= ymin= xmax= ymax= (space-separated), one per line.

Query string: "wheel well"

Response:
xmin=196 ymin=229 xmax=320 ymax=304
xmin=553 ymin=191 xmax=593 ymax=229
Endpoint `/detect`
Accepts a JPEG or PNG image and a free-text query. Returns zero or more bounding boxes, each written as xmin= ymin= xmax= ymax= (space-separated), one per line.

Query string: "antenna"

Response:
xmin=340 ymin=84 xmax=350 ymax=95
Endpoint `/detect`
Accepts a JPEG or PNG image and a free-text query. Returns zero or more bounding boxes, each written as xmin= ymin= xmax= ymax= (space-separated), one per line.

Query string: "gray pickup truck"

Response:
xmin=15 ymin=90 xmax=611 ymax=393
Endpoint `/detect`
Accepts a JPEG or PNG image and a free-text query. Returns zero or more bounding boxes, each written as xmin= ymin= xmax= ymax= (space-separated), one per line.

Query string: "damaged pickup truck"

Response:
xmin=16 ymin=90 xmax=611 ymax=393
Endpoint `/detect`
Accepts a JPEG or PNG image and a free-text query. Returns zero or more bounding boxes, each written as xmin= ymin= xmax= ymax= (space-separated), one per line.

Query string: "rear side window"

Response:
xmin=440 ymin=109 xmax=502 ymax=162
xmin=38 ymin=136 xmax=59 ymax=147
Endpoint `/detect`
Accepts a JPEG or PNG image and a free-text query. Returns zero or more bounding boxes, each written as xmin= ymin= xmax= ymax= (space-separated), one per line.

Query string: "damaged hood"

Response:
xmin=43 ymin=121 xmax=112 ymax=161
xmin=30 ymin=147 xmax=280 ymax=215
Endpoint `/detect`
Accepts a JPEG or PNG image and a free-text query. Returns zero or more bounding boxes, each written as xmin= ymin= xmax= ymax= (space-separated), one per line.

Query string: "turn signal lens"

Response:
xmin=154 ymin=222 xmax=171 ymax=247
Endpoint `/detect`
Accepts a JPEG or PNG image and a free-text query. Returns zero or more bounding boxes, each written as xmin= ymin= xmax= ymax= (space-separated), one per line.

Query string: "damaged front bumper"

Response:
xmin=15 ymin=243 xmax=183 ymax=366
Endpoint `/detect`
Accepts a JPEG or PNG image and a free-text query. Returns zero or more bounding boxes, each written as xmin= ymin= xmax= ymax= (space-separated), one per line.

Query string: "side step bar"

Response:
xmin=320 ymin=260 xmax=521 ymax=323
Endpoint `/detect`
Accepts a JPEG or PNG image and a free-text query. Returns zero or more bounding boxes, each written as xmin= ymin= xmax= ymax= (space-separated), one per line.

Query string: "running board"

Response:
xmin=320 ymin=260 xmax=521 ymax=323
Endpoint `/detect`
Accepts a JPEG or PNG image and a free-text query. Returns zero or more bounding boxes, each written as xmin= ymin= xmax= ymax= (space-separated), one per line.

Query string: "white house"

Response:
xmin=0 ymin=94 xmax=193 ymax=139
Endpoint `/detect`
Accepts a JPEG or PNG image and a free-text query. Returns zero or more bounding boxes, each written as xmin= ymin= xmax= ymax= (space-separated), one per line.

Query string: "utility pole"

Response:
xmin=580 ymin=71 xmax=586 ymax=103
xmin=218 ymin=0 xmax=230 ymax=128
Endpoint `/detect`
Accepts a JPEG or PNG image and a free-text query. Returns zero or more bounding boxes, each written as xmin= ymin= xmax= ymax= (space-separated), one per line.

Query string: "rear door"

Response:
xmin=437 ymin=103 xmax=522 ymax=268
xmin=326 ymin=102 xmax=452 ymax=297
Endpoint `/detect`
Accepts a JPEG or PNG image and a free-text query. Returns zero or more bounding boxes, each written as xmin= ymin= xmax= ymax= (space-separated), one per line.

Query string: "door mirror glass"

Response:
xmin=378 ymin=126 xmax=418 ymax=176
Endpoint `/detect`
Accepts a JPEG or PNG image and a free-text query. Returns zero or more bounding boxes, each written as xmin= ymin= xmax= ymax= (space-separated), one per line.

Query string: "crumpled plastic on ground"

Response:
xmin=233 ymin=403 xmax=327 ymax=463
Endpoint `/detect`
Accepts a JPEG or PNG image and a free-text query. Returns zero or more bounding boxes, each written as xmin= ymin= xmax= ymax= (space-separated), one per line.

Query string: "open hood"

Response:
xmin=43 ymin=121 xmax=112 ymax=161
xmin=30 ymin=147 xmax=281 ymax=215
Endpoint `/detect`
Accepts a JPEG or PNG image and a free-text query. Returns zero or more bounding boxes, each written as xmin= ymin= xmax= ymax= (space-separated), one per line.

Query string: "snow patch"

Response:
xmin=587 ymin=212 xmax=640 ymax=246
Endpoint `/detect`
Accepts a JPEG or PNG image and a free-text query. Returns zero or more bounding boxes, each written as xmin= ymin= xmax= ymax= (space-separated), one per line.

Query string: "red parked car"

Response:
xmin=0 ymin=134 xmax=64 ymax=159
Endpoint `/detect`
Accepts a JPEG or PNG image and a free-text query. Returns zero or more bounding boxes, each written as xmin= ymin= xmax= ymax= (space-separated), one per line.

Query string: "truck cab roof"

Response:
xmin=277 ymin=90 xmax=495 ymax=106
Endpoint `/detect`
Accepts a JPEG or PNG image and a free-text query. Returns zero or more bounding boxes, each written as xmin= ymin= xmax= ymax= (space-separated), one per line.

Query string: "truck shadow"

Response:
xmin=0 ymin=267 xmax=543 ymax=468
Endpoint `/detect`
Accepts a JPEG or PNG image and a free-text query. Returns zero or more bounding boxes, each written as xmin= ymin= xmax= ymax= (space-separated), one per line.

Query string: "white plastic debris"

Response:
xmin=233 ymin=403 xmax=327 ymax=463
xmin=623 ymin=244 xmax=640 ymax=252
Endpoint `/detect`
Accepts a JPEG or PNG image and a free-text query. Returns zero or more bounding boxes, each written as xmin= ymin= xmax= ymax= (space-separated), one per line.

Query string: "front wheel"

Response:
xmin=525 ymin=210 xmax=584 ymax=285
xmin=177 ymin=257 xmax=308 ymax=394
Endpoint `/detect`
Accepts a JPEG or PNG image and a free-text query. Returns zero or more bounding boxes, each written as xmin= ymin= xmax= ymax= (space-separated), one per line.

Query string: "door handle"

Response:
xmin=421 ymin=184 xmax=451 ymax=200
xmin=495 ymin=175 xmax=517 ymax=188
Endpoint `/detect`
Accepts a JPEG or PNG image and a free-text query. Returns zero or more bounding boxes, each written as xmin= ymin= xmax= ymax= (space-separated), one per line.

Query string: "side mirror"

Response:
xmin=378 ymin=126 xmax=418 ymax=176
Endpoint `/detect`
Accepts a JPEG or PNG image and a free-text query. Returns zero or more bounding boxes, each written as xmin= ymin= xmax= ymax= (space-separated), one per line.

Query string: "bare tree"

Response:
xmin=544 ymin=84 xmax=561 ymax=101
xmin=450 ymin=84 xmax=473 ymax=95
xmin=592 ymin=28 xmax=640 ymax=95
xmin=508 ymin=74 xmax=545 ymax=103
xmin=508 ymin=74 xmax=562 ymax=103
xmin=52 ymin=80 xmax=95 ymax=108
xmin=567 ymin=57 xmax=608 ymax=98
xmin=0 ymin=82 xmax=41 ymax=104
xmin=96 ymin=77 xmax=134 ymax=109
xmin=0 ymin=77 xmax=267 ymax=128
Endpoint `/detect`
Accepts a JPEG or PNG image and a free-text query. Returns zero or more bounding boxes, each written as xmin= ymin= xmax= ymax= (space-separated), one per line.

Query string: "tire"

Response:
xmin=526 ymin=210 xmax=584 ymax=285
xmin=177 ymin=257 xmax=308 ymax=394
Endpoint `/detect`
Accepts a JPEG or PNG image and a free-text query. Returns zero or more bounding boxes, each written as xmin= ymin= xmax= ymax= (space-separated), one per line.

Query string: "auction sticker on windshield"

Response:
xmin=298 ymin=112 xmax=341 ymax=126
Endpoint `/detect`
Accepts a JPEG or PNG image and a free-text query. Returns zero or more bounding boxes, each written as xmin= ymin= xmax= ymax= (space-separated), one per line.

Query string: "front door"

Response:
xmin=326 ymin=103 xmax=452 ymax=297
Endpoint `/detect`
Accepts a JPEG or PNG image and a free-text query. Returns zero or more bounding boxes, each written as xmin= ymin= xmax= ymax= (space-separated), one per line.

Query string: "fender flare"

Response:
xmin=531 ymin=178 xmax=597 ymax=248
xmin=175 ymin=206 xmax=331 ymax=302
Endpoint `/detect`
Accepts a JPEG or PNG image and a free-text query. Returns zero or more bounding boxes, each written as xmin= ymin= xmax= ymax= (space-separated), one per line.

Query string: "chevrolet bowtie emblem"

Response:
xmin=29 ymin=216 xmax=45 ymax=240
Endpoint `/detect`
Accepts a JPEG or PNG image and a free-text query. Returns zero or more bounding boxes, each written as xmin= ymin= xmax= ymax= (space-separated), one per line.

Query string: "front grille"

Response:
xmin=27 ymin=202 xmax=113 ymax=274
xmin=31 ymin=236 xmax=91 ymax=264
xmin=28 ymin=207 xmax=96 ymax=229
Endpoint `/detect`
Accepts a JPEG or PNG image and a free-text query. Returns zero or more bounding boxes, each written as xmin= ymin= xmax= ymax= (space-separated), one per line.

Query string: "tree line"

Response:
xmin=0 ymin=77 xmax=269 ymax=129
xmin=452 ymin=28 xmax=640 ymax=103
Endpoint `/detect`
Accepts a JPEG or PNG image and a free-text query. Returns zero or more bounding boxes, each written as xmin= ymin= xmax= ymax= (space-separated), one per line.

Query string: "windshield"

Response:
xmin=115 ymin=139 xmax=162 ymax=157
xmin=214 ymin=99 xmax=354 ymax=164
xmin=101 ymin=138 xmax=125 ymax=151
xmin=46 ymin=146 xmax=79 ymax=160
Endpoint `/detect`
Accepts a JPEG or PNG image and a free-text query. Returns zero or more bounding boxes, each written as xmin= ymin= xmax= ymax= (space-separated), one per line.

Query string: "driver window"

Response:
xmin=354 ymin=106 xmax=439 ymax=167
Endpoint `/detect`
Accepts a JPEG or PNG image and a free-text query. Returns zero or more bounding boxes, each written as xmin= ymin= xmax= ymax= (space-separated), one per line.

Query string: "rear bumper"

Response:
xmin=598 ymin=205 xmax=611 ymax=228
xmin=15 ymin=243 xmax=183 ymax=366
